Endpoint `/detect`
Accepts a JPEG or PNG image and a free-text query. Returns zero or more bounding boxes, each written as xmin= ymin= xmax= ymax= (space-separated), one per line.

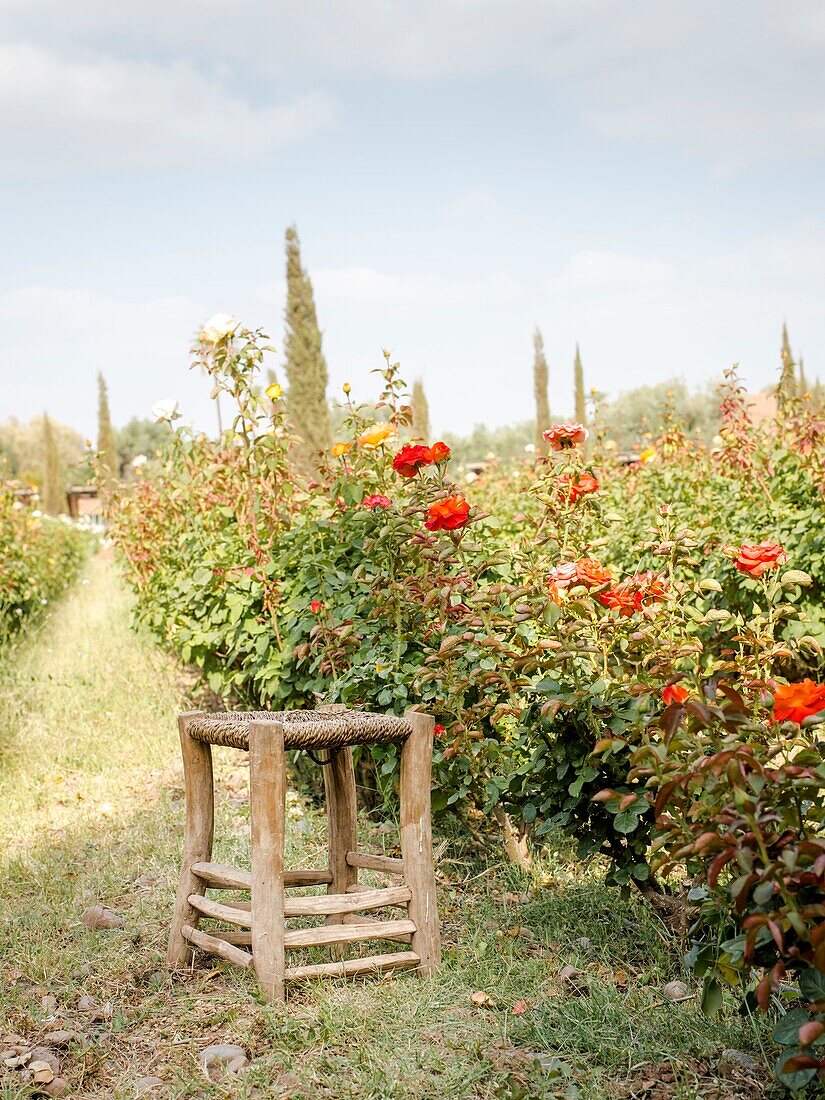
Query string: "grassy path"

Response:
xmin=0 ymin=555 xmax=770 ymax=1099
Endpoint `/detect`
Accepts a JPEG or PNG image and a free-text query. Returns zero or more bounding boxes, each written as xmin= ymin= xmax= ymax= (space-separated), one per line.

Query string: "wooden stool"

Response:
xmin=166 ymin=706 xmax=440 ymax=1001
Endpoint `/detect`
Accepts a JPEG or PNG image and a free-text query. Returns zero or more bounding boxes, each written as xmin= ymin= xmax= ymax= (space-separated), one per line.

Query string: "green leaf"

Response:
xmin=773 ymin=1007 xmax=812 ymax=1045
xmin=775 ymin=1050 xmax=818 ymax=1090
xmin=799 ymin=968 xmax=825 ymax=1003
xmin=613 ymin=809 xmax=640 ymax=834
xmin=701 ymin=977 xmax=723 ymax=1017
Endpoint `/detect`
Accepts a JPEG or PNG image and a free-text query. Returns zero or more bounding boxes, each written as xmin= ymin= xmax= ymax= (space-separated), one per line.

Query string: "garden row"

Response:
xmin=111 ymin=325 xmax=825 ymax=1090
xmin=0 ymin=486 xmax=90 ymax=640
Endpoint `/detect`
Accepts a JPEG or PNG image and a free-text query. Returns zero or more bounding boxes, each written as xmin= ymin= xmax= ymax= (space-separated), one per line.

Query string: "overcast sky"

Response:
xmin=1 ymin=1 xmax=824 ymax=438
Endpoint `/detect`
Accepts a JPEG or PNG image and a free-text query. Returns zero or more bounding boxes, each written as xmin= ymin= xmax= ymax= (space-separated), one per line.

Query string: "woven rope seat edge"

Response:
xmin=187 ymin=709 xmax=414 ymax=751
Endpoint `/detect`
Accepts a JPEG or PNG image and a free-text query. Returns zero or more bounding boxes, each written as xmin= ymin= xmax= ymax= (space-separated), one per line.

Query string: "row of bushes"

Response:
xmin=0 ymin=487 xmax=90 ymax=640
xmin=111 ymin=328 xmax=825 ymax=1089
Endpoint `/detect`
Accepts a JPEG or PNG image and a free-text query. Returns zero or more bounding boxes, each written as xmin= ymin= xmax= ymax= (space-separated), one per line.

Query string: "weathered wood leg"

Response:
xmin=249 ymin=719 xmax=286 ymax=1002
xmin=167 ymin=711 xmax=214 ymax=969
xmin=323 ymin=746 xmax=358 ymax=955
xmin=400 ymin=709 xmax=441 ymax=974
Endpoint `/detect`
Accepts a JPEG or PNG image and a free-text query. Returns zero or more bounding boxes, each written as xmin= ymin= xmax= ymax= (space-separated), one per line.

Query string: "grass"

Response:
xmin=0 ymin=552 xmax=777 ymax=1099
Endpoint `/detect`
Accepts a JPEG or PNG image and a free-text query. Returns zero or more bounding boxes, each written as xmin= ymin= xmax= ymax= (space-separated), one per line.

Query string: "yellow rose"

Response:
xmin=358 ymin=424 xmax=394 ymax=449
xmin=331 ymin=441 xmax=352 ymax=457
xmin=343 ymin=382 xmax=352 ymax=394
xmin=265 ymin=382 xmax=282 ymax=401
xmin=640 ymin=447 xmax=657 ymax=463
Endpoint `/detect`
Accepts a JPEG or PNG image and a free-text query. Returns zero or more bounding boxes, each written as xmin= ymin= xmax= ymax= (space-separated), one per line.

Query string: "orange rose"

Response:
xmin=543 ymin=422 xmax=589 ymax=451
xmin=728 ymin=540 xmax=787 ymax=578
xmin=576 ymin=558 xmax=611 ymax=589
xmin=430 ymin=441 xmax=451 ymax=463
xmin=425 ymin=495 xmax=470 ymax=531
xmin=773 ymin=679 xmax=825 ymax=723
xmin=330 ymin=441 xmax=352 ymax=457
xmin=598 ymin=584 xmax=637 ymax=616
xmin=558 ymin=472 xmax=599 ymax=503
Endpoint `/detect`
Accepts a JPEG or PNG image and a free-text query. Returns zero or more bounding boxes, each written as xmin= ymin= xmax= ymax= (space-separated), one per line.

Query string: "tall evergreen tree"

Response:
xmin=411 ymin=379 xmax=431 ymax=441
xmin=574 ymin=344 xmax=586 ymax=425
xmin=777 ymin=322 xmax=796 ymax=408
xmin=42 ymin=413 xmax=63 ymax=514
xmin=283 ymin=225 xmax=331 ymax=470
xmin=798 ymin=355 xmax=809 ymax=397
xmin=96 ymin=372 xmax=119 ymax=482
xmin=532 ymin=328 xmax=551 ymax=454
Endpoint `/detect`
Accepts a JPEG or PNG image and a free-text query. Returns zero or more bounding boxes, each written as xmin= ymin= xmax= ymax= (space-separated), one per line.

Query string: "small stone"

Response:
xmin=77 ymin=996 xmax=96 ymax=1012
xmin=718 ymin=1049 xmax=760 ymax=1077
xmin=41 ymin=995 xmax=58 ymax=1013
xmin=576 ymin=937 xmax=592 ymax=951
xmin=42 ymin=1032 xmax=74 ymax=1048
xmin=29 ymin=1049 xmax=60 ymax=1074
xmin=135 ymin=1076 xmax=166 ymax=1095
xmin=662 ymin=980 xmax=691 ymax=1001
xmin=43 ymin=1078 xmax=69 ymax=1097
xmin=29 ymin=1059 xmax=55 ymax=1084
xmin=82 ymin=905 xmax=124 ymax=930
xmin=198 ymin=1044 xmax=248 ymax=1078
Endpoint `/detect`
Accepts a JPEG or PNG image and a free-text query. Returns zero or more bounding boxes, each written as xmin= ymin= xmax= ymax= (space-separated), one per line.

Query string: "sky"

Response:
xmin=1 ymin=0 xmax=825 ymax=439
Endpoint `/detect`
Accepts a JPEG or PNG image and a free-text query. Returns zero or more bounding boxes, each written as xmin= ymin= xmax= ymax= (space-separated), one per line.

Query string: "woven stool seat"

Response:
xmin=187 ymin=709 xmax=413 ymax=752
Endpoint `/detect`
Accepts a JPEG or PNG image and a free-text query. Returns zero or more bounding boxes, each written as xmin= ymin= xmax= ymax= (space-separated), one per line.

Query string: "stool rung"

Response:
xmin=189 ymin=885 xmax=411 ymax=927
xmin=182 ymin=924 xmax=253 ymax=968
xmin=343 ymin=913 xmax=413 ymax=944
xmin=346 ymin=852 xmax=404 ymax=875
xmin=192 ymin=861 xmax=333 ymax=889
xmin=284 ymin=950 xmax=420 ymax=982
xmin=284 ymin=918 xmax=416 ymax=950
xmin=189 ymin=894 xmax=252 ymax=927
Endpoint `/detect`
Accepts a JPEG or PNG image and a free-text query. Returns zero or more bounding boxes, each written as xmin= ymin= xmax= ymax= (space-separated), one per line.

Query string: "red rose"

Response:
xmin=576 ymin=558 xmax=611 ymax=588
xmin=430 ymin=441 xmax=451 ymax=463
xmin=773 ymin=679 xmax=825 ymax=723
xmin=728 ymin=540 xmax=788 ymax=578
xmin=310 ymin=600 xmax=324 ymax=614
xmin=598 ymin=585 xmax=637 ymax=616
xmin=363 ymin=493 xmax=392 ymax=510
xmin=558 ymin=472 xmax=599 ymax=503
xmin=543 ymin=422 xmax=589 ymax=451
xmin=662 ymin=683 xmax=689 ymax=707
xmin=393 ymin=444 xmax=434 ymax=478
xmin=434 ymin=723 xmax=446 ymax=738
xmin=425 ymin=495 xmax=471 ymax=531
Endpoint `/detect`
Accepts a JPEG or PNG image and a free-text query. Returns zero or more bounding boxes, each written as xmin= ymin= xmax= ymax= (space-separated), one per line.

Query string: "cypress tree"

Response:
xmin=798 ymin=355 xmax=809 ymax=397
xmin=411 ymin=379 xmax=431 ymax=441
xmin=574 ymin=344 xmax=586 ymax=425
xmin=42 ymin=413 xmax=63 ymax=514
xmin=777 ymin=322 xmax=796 ymax=408
xmin=283 ymin=225 xmax=331 ymax=470
xmin=97 ymin=372 xmax=119 ymax=482
xmin=533 ymin=328 xmax=551 ymax=454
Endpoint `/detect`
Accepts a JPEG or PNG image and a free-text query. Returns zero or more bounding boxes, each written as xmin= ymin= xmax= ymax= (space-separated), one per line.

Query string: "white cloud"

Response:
xmin=3 ymin=1 xmax=825 ymax=168
xmin=0 ymin=42 xmax=336 ymax=171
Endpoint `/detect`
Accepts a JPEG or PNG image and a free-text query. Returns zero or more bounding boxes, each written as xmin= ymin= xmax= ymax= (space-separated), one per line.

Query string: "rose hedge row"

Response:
xmin=0 ymin=487 xmax=90 ymax=638
xmin=111 ymin=330 xmax=824 ymax=1088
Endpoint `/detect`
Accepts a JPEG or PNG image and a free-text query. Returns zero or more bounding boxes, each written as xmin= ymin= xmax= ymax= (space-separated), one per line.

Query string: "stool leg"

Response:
xmin=167 ymin=711 xmax=214 ymax=969
xmin=400 ymin=710 xmax=441 ymax=974
xmin=249 ymin=719 xmax=286 ymax=1002
xmin=324 ymin=747 xmax=358 ymax=950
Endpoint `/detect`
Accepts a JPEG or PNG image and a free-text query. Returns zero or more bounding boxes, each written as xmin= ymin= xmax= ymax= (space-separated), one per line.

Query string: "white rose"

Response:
xmin=200 ymin=313 xmax=238 ymax=344
xmin=131 ymin=454 xmax=148 ymax=468
xmin=151 ymin=398 xmax=181 ymax=423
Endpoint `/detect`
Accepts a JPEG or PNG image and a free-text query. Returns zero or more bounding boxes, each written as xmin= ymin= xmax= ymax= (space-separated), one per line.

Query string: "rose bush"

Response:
xmin=111 ymin=326 xmax=825 ymax=1089
xmin=0 ymin=484 xmax=90 ymax=639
